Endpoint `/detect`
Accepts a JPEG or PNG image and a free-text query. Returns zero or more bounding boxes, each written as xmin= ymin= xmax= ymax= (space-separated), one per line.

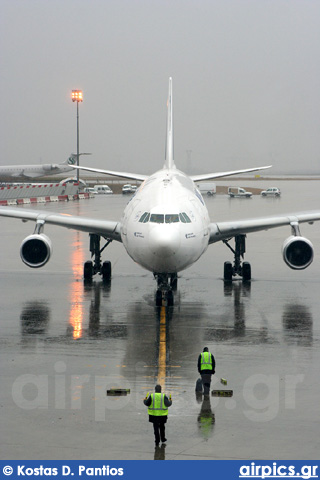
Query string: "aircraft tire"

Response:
xmin=242 ymin=261 xmax=251 ymax=282
xmin=156 ymin=290 xmax=162 ymax=307
xmin=224 ymin=261 xmax=233 ymax=282
xmin=167 ymin=290 xmax=174 ymax=306
xmin=84 ymin=260 xmax=93 ymax=280
xmin=101 ymin=261 xmax=112 ymax=281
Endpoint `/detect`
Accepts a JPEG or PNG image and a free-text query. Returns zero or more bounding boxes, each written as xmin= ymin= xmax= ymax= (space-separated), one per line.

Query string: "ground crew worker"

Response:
xmin=143 ymin=384 xmax=172 ymax=445
xmin=197 ymin=347 xmax=215 ymax=395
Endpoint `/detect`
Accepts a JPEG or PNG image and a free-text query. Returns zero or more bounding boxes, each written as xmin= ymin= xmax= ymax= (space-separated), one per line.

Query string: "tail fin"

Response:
xmin=64 ymin=153 xmax=91 ymax=165
xmin=66 ymin=154 xmax=76 ymax=166
xmin=164 ymin=77 xmax=175 ymax=170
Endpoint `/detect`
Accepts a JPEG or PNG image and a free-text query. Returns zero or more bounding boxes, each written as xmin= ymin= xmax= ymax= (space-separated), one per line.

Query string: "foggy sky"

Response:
xmin=1 ymin=0 xmax=320 ymax=175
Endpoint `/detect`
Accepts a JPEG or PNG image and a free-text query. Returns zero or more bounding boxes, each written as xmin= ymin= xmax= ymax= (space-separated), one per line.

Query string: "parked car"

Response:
xmin=83 ymin=187 xmax=96 ymax=194
xmin=228 ymin=187 xmax=252 ymax=198
xmin=122 ymin=184 xmax=137 ymax=194
xmin=93 ymin=185 xmax=113 ymax=194
xmin=260 ymin=187 xmax=281 ymax=197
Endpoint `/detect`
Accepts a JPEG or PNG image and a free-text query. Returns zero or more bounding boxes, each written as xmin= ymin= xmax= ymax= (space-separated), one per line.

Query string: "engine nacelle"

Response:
xmin=282 ymin=235 xmax=314 ymax=270
xmin=20 ymin=234 xmax=52 ymax=268
xmin=42 ymin=164 xmax=55 ymax=171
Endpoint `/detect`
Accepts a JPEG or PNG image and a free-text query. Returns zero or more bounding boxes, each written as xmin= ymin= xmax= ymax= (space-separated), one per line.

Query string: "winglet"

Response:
xmin=165 ymin=77 xmax=175 ymax=169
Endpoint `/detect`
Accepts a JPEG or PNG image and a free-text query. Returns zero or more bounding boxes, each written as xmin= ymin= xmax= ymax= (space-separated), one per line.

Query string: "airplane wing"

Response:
xmin=0 ymin=207 xmax=122 ymax=241
xmin=72 ymin=165 xmax=147 ymax=182
xmin=209 ymin=211 xmax=320 ymax=244
xmin=191 ymin=165 xmax=272 ymax=182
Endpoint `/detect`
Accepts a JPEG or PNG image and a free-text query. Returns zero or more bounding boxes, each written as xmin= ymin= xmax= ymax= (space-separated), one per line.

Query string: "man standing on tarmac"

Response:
xmin=198 ymin=347 xmax=215 ymax=395
xmin=143 ymin=384 xmax=172 ymax=446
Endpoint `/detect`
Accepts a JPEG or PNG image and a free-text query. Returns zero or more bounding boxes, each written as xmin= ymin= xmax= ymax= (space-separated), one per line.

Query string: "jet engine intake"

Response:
xmin=20 ymin=234 xmax=52 ymax=268
xmin=282 ymin=235 xmax=313 ymax=270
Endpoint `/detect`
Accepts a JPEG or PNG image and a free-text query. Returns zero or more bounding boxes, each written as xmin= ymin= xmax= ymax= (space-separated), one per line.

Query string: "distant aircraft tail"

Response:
xmin=66 ymin=154 xmax=76 ymax=166
xmin=64 ymin=153 xmax=91 ymax=166
xmin=164 ymin=77 xmax=175 ymax=170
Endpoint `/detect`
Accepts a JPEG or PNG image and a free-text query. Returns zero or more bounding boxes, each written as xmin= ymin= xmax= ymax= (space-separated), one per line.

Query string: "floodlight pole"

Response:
xmin=76 ymin=100 xmax=79 ymax=183
xmin=71 ymin=90 xmax=83 ymax=184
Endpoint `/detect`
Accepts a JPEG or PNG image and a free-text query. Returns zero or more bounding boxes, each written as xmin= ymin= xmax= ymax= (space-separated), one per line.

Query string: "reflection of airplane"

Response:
xmin=0 ymin=153 xmax=89 ymax=180
xmin=20 ymin=301 xmax=50 ymax=335
xmin=1 ymin=78 xmax=320 ymax=306
xmin=282 ymin=303 xmax=313 ymax=346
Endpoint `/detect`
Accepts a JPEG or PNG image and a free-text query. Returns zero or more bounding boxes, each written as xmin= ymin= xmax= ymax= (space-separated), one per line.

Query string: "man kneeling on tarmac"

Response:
xmin=143 ymin=384 xmax=172 ymax=445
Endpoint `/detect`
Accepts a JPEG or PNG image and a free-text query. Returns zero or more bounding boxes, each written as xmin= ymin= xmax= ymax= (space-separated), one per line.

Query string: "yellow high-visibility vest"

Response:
xmin=200 ymin=352 xmax=213 ymax=371
xmin=148 ymin=393 xmax=168 ymax=416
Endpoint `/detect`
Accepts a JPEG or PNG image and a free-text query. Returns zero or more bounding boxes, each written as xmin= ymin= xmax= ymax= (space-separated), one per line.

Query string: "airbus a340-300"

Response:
xmin=1 ymin=78 xmax=320 ymax=305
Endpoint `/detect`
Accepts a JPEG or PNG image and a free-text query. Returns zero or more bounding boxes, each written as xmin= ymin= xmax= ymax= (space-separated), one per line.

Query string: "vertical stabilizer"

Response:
xmin=165 ymin=77 xmax=175 ymax=170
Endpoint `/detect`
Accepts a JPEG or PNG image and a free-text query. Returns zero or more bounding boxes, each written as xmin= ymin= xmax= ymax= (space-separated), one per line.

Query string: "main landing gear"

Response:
xmin=154 ymin=273 xmax=177 ymax=306
xmin=223 ymin=234 xmax=251 ymax=283
xmin=83 ymin=234 xmax=112 ymax=281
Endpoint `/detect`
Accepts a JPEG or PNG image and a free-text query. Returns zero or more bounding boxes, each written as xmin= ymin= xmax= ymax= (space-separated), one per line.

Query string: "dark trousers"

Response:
xmin=153 ymin=422 xmax=166 ymax=444
xmin=201 ymin=373 xmax=212 ymax=395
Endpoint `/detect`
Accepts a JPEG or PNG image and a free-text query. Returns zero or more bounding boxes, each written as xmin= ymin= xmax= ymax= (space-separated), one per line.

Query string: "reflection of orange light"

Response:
xmin=69 ymin=233 xmax=85 ymax=339
xmin=158 ymin=306 xmax=166 ymax=388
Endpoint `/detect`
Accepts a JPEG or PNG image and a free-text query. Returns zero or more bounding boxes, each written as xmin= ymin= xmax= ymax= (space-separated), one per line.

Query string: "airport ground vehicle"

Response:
xmin=228 ymin=187 xmax=252 ymax=198
xmin=261 ymin=187 xmax=281 ymax=197
xmin=122 ymin=184 xmax=137 ymax=194
xmin=196 ymin=182 xmax=216 ymax=196
xmin=93 ymin=185 xmax=113 ymax=194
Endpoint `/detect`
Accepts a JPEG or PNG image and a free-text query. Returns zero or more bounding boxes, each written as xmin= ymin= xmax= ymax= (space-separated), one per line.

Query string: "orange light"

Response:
xmin=69 ymin=232 xmax=85 ymax=339
xmin=71 ymin=90 xmax=83 ymax=102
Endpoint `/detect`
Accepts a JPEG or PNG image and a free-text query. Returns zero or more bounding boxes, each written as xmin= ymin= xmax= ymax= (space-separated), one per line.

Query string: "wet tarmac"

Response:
xmin=1 ymin=179 xmax=320 ymax=460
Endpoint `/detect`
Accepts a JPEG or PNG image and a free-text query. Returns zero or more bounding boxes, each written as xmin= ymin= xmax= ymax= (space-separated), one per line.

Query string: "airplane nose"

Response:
xmin=149 ymin=226 xmax=180 ymax=257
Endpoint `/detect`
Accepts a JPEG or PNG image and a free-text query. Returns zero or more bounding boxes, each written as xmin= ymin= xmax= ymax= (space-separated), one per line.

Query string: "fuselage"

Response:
xmin=121 ymin=167 xmax=210 ymax=273
xmin=0 ymin=164 xmax=73 ymax=179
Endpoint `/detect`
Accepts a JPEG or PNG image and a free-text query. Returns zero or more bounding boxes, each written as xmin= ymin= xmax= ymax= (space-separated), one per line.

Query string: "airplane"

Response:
xmin=0 ymin=77 xmax=320 ymax=306
xmin=0 ymin=153 xmax=90 ymax=180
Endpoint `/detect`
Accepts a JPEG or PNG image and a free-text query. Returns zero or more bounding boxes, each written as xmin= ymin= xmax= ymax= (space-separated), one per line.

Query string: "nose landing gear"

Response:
xmin=154 ymin=273 xmax=177 ymax=306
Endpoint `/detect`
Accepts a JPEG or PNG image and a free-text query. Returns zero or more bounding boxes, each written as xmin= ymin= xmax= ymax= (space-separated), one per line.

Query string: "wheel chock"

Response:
xmin=107 ymin=388 xmax=130 ymax=396
xmin=211 ymin=390 xmax=233 ymax=397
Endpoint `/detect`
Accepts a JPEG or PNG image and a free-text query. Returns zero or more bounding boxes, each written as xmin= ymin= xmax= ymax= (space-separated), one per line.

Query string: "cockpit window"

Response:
xmin=140 ymin=212 xmax=192 ymax=224
xmin=179 ymin=212 xmax=191 ymax=223
xmin=139 ymin=212 xmax=150 ymax=223
xmin=165 ymin=214 xmax=179 ymax=223
xmin=150 ymin=214 xmax=164 ymax=223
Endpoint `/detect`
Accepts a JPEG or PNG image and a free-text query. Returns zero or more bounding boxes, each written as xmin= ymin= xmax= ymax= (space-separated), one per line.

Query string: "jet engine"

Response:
xmin=20 ymin=234 xmax=52 ymax=268
xmin=42 ymin=164 xmax=55 ymax=171
xmin=282 ymin=235 xmax=314 ymax=270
